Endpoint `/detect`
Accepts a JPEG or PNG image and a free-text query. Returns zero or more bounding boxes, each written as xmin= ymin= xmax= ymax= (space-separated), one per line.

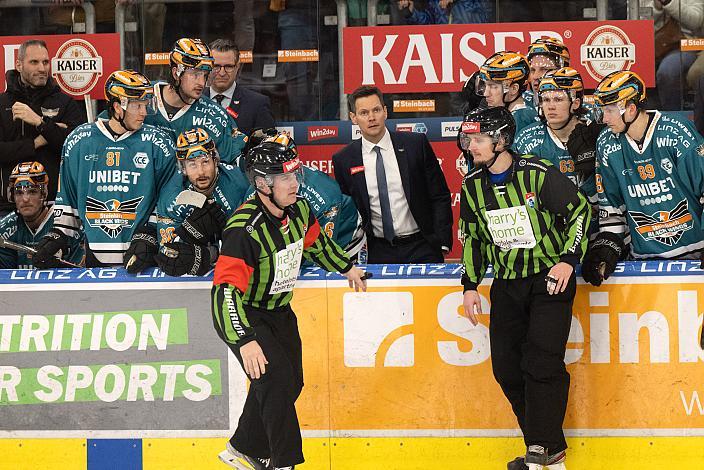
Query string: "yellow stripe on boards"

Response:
xmin=0 ymin=438 xmax=86 ymax=470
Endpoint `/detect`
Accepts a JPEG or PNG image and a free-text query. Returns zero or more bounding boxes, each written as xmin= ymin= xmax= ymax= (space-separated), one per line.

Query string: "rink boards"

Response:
xmin=1 ymin=262 xmax=703 ymax=468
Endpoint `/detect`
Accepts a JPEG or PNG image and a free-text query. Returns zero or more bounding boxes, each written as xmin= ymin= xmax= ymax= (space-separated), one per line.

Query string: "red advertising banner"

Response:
xmin=0 ymin=34 xmax=120 ymax=100
xmin=343 ymin=20 xmax=655 ymax=93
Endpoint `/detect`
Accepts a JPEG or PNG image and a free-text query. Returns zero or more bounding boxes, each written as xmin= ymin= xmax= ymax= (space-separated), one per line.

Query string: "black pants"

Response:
xmin=226 ymin=305 xmax=304 ymax=468
xmin=367 ymin=234 xmax=443 ymax=264
xmin=489 ymin=270 xmax=576 ymax=454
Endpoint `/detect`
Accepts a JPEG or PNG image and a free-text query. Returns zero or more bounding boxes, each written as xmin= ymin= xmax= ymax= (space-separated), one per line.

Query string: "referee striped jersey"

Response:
xmin=460 ymin=154 xmax=590 ymax=291
xmin=212 ymin=195 xmax=352 ymax=345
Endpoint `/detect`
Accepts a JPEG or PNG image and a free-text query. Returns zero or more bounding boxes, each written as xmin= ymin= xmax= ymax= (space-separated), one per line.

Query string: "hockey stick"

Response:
xmin=0 ymin=238 xmax=83 ymax=268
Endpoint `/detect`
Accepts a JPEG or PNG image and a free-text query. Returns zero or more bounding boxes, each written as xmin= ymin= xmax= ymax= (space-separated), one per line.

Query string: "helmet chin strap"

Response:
xmin=620 ymin=107 xmax=639 ymax=136
xmin=477 ymin=142 xmax=502 ymax=170
xmin=173 ymin=72 xmax=196 ymax=106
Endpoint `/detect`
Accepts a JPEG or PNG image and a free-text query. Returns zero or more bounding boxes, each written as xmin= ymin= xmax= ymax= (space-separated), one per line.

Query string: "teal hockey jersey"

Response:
xmin=54 ymin=120 xmax=177 ymax=265
xmin=149 ymin=82 xmax=246 ymax=164
xmin=157 ymin=162 xmax=250 ymax=246
xmin=511 ymin=102 xmax=540 ymax=136
xmin=0 ymin=205 xmax=84 ymax=268
xmin=595 ymin=110 xmax=704 ymax=259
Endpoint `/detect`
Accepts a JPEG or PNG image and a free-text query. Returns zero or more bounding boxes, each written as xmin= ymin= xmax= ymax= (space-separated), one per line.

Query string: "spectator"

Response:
xmin=332 ymin=86 xmax=453 ymax=264
xmin=206 ymin=38 xmax=276 ymax=136
xmin=33 ymin=70 xmax=176 ymax=269
xmin=0 ymin=161 xmax=83 ymax=269
xmin=396 ymin=0 xmax=494 ymax=24
xmin=0 ymin=39 xmax=84 ymax=216
xmin=650 ymin=0 xmax=704 ymax=110
xmin=582 ymin=70 xmax=704 ymax=287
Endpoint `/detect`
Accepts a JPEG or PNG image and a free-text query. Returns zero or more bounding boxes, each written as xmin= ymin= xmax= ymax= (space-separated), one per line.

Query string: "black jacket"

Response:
xmin=0 ymin=70 xmax=85 ymax=210
xmin=205 ymin=85 xmax=275 ymax=136
xmin=332 ymin=130 xmax=453 ymax=253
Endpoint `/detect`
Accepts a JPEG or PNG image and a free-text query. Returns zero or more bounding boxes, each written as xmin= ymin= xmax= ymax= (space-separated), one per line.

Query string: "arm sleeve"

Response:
xmin=421 ymin=134 xmax=454 ymax=249
xmin=539 ymin=164 xmax=591 ymax=266
xmin=211 ymin=226 xmax=260 ymax=345
xmin=254 ymin=95 xmax=276 ymax=130
xmin=0 ymin=116 xmax=35 ymax=164
xmin=460 ymin=181 xmax=488 ymax=292
xmin=595 ymin=135 xmax=631 ymax=251
xmin=673 ymin=120 xmax=704 ymax=209
xmin=42 ymin=97 xmax=85 ymax=152
xmin=53 ymin=140 xmax=82 ymax=239
xmin=302 ymin=207 xmax=353 ymax=273
xmin=0 ymin=215 xmax=18 ymax=269
xmin=337 ymin=194 xmax=366 ymax=257
xmin=217 ymin=112 xmax=247 ymax=165
xmin=664 ymin=0 xmax=704 ymax=32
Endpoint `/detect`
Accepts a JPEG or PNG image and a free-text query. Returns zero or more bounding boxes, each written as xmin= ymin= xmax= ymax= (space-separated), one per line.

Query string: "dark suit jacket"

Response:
xmin=205 ymin=84 xmax=275 ymax=136
xmin=332 ymin=130 xmax=453 ymax=252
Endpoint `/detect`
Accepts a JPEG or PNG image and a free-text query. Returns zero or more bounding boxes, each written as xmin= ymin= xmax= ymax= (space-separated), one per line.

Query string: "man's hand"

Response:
xmin=34 ymin=230 xmax=69 ymax=269
xmin=11 ymin=102 xmax=42 ymax=127
xmin=545 ymin=262 xmax=574 ymax=295
xmin=34 ymin=135 xmax=48 ymax=149
xmin=155 ymin=242 xmax=213 ymax=276
xmin=581 ymin=232 xmax=624 ymax=286
xmin=462 ymin=290 xmax=482 ymax=326
xmin=123 ymin=225 xmax=159 ymax=274
xmin=343 ymin=266 xmax=368 ymax=292
xmin=397 ymin=0 xmax=414 ymax=12
xmin=175 ymin=200 xmax=226 ymax=245
xmin=240 ymin=340 xmax=268 ymax=379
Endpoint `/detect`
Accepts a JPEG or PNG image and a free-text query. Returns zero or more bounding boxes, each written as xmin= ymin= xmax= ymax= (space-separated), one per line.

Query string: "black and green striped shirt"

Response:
xmin=460 ymin=154 xmax=590 ymax=291
xmin=212 ymin=195 xmax=352 ymax=344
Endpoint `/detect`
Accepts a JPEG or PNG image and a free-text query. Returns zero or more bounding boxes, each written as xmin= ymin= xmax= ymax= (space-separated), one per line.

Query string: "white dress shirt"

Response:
xmin=361 ymin=128 xmax=419 ymax=239
xmin=209 ymin=81 xmax=237 ymax=109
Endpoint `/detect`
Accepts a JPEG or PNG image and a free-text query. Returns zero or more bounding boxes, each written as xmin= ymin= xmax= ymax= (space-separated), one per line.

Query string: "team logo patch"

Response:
xmin=525 ymin=192 xmax=536 ymax=208
xmin=629 ymin=199 xmax=693 ymax=246
xmin=85 ymin=196 xmax=144 ymax=238
xmin=697 ymin=144 xmax=704 ymax=156
xmin=660 ymin=158 xmax=673 ymax=175
xmin=350 ymin=165 xmax=365 ymax=175
xmin=322 ymin=206 xmax=339 ymax=219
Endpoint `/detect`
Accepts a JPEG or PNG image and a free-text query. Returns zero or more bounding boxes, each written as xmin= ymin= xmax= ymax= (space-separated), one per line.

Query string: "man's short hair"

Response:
xmin=348 ymin=85 xmax=384 ymax=113
xmin=209 ymin=38 xmax=240 ymax=63
xmin=17 ymin=40 xmax=48 ymax=62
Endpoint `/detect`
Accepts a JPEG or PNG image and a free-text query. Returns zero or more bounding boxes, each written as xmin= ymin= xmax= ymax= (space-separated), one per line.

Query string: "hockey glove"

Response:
xmin=155 ymin=242 xmax=213 ymax=277
xmin=123 ymin=224 xmax=158 ymax=274
xmin=567 ymin=122 xmax=605 ymax=180
xmin=581 ymin=232 xmax=624 ymax=286
xmin=34 ymin=230 xmax=70 ymax=269
xmin=175 ymin=200 xmax=226 ymax=245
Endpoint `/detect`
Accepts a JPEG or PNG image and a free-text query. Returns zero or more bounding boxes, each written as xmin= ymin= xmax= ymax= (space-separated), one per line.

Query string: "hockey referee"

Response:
xmin=458 ymin=106 xmax=590 ymax=470
xmin=211 ymin=140 xmax=367 ymax=470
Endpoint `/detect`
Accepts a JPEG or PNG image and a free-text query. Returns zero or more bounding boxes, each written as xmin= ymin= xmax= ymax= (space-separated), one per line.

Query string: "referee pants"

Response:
xmin=226 ymin=305 xmax=304 ymax=468
xmin=489 ymin=270 xmax=576 ymax=454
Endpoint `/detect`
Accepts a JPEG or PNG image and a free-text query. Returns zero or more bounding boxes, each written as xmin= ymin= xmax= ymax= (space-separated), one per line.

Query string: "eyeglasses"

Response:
xmin=213 ymin=64 xmax=237 ymax=73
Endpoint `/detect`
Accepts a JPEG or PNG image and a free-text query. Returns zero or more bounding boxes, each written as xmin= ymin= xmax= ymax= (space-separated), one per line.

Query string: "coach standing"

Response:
xmin=0 ymin=39 xmax=84 ymax=215
xmin=333 ymin=85 xmax=452 ymax=263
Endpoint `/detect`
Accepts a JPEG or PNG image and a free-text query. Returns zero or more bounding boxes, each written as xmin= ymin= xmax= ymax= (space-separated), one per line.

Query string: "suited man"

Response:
xmin=206 ymin=38 xmax=275 ymax=136
xmin=332 ymin=86 xmax=452 ymax=264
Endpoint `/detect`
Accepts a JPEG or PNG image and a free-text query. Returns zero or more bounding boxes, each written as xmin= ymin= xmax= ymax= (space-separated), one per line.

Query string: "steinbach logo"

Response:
xmin=51 ymin=39 xmax=103 ymax=96
xmin=630 ymin=199 xmax=693 ymax=246
xmin=85 ymin=196 xmax=143 ymax=238
xmin=580 ymin=25 xmax=636 ymax=82
xmin=307 ymin=125 xmax=338 ymax=142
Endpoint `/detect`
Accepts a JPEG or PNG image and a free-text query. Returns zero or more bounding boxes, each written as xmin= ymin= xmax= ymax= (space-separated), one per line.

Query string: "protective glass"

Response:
xmin=183 ymin=68 xmax=210 ymax=80
xmin=125 ymin=96 xmax=157 ymax=115
xmin=594 ymin=102 xmax=626 ymax=124
xmin=182 ymin=153 xmax=216 ymax=172
xmin=12 ymin=183 xmax=42 ymax=198
xmin=268 ymin=168 xmax=304 ymax=186
xmin=475 ymin=76 xmax=506 ymax=97
xmin=458 ymin=132 xmax=493 ymax=151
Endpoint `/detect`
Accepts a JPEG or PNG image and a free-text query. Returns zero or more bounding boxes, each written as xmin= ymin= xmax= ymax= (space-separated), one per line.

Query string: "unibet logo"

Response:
xmin=343 ymin=292 xmax=414 ymax=367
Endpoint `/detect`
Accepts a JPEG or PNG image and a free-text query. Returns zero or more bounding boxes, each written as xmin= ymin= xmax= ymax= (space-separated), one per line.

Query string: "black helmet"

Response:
xmin=245 ymin=141 xmax=301 ymax=186
xmin=459 ymin=106 xmax=516 ymax=148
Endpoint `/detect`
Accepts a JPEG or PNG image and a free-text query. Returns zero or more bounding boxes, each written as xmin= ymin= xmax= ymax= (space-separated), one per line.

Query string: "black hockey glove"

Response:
xmin=34 ymin=230 xmax=70 ymax=269
xmin=567 ymin=121 xmax=606 ymax=180
xmin=581 ymin=232 xmax=625 ymax=286
xmin=175 ymin=201 xmax=226 ymax=245
xmin=155 ymin=242 xmax=213 ymax=277
xmin=123 ymin=224 xmax=158 ymax=274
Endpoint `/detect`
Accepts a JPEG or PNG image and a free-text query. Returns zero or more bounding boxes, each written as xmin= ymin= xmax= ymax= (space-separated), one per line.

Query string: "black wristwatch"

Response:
xmin=36 ymin=116 xmax=49 ymax=134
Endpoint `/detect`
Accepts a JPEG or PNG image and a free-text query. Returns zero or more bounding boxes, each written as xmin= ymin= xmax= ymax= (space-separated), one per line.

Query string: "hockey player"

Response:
xmin=581 ymin=70 xmax=704 ymax=286
xmin=513 ymin=67 xmax=598 ymax=232
xmin=0 ymin=161 xmax=83 ymax=268
xmin=524 ymin=38 xmax=571 ymax=110
xmin=458 ymin=106 xmax=590 ymax=470
xmin=242 ymin=128 xmax=366 ymax=262
xmin=212 ymin=141 xmax=367 ymax=470
xmin=148 ymin=38 xmax=246 ymax=164
xmin=154 ymin=127 xmax=250 ymax=276
xmin=33 ymin=70 xmax=177 ymax=269
xmin=475 ymin=51 xmax=539 ymax=135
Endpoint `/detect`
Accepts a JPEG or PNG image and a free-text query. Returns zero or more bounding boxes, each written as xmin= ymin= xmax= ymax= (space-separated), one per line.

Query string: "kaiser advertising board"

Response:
xmin=343 ymin=20 xmax=655 ymax=93
xmin=0 ymin=34 xmax=120 ymax=100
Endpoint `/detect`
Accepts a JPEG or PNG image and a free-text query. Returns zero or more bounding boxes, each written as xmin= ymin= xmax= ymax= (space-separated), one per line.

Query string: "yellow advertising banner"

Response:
xmin=292 ymin=278 xmax=704 ymax=434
